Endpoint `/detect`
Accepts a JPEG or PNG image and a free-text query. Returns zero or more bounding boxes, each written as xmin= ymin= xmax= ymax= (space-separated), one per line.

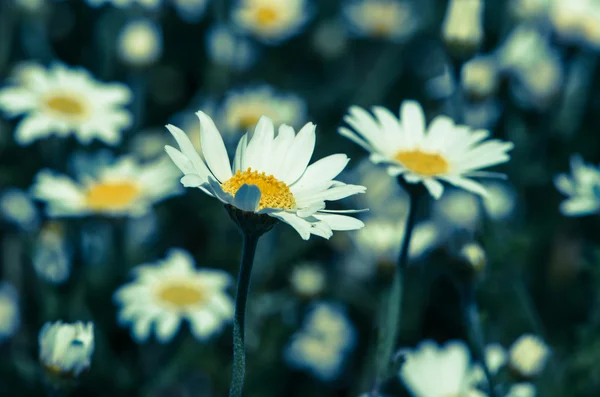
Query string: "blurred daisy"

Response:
xmin=0 ymin=188 xmax=39 ymax=232
xmin=442 ymin=0 xmax=485 ymax=55
xmin=117 ymin=19 xmax=163 ymax=67
xmin=232 ymin=0 xmax=311 ymax=44
xmin=342 ymin=0 xmax=418 ymax=42
xmin=31 ymin=156 xmax=181 ymax=218
xmin=340 ymin=100 xmax=514 ymax=199
xmin=482 ymin=181 xmax=517 ymax=221
xmin=206 ymin=25 xmax=258 ymax=72
xmin=114 ymin=249 xmax=234 ymax=343
xmin=165 ymin=112 xmax=366 ymax=240
xmin=284 ymin=303 xmax=356 ymax=380
xmin=86 ymin=0 xmax=160 ymax=9
xmin=0 ymin=283 xmax=20 ymax=343
xmin=219 ymin=86 xmax=306 ymax=140
xmin=554 ymin=155 xmax=600 ymax=216
xmin=549 ymin=0 xmax=600 ymax=50
xmin=398 ymin=340 xmax=485 ymax=397
xmin=506 ymin=382 xmax=537 ymax=397
xmin=39 ymin=321 xmax=94 ymax=378
xmin=289 ymin=263 xmax=326 ymax=298
xmin=461 ymin=55 xmax=499 ymax=99
xmin=172 ymin=0 xmax=210 ymax=23
xmin=0 ymin=63 xmax=132 ymax=146
xmin=508 ymin=334 xmax=549 ymax=377
xmin=33 ymin=222 xmax=72 ymax=284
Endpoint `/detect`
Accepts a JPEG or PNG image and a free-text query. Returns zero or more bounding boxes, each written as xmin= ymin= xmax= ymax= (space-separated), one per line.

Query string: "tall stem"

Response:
xmin=229 ymin=232 xmax=260 ymax=397
xmin=373 ymin=187 xmax=420 ymax=389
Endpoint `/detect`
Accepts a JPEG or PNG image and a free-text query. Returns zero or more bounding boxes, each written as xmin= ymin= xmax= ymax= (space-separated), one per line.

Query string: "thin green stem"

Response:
xmin=373 ymin=187 xmax=420 ymax=390
xmin=229 ymin=232 xmax=260 ymax=397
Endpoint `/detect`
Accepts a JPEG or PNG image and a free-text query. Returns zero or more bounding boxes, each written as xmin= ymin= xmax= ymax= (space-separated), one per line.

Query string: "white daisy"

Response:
xmin=398 ymin=340 xmax=485 ymax=397
xmin=232 ymin=0 xmax=311 ymax=44
xmin=33 ymin=222 xmax=72 ymax=284
xmin=31 ymin=155 xmax=181 ymax=218
xmin=117 ymin=19 xmax=163 ymax=67
xmin=0 ymin=283 xmax=20 ymax=342
xmin=39 ymin=321 xmax=94 ymax=377
xmin=554 ymin=154 xmax=600 ymax=216
xmin=340 ymin=100 xmax=514 ymax=199
xmin=165 ymin=112 xmax=366 ymax=240
xmin=508 ymin=334 xmax=549 ymax=377
xmin=219 ymin=85 xmax=306 ymax=141
xmin=342 ymin=0 xmax=418 ymax=42
xmin=461 ymin=55 xmax=499 ymax=99
xmin=114 ymin=249 xmax=234 ymax=343
xmin=0 ymin=63 xmax=132 ymax=146
xmin=85 ymin=0 xmax=161 ymax=9
xmin=206 ymin=24 xmax=258 ymax=72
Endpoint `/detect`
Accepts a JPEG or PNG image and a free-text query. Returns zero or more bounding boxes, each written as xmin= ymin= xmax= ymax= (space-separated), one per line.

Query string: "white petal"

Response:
xmin=560 ymin=198 xmax=600 ymax=216
xmin=279 ymin=122 xmax=316 ymax=185
xmin=165 ymin=125 xmax=210 ymax=179
xmin=15 ymin=115 xmax=54 ymax=145
xmin=180 ymin=175 xmax=204 ymax=187
xmin=312 ymin=213 xmax=365 ymax=231
xmin=233 ymin=133 xmax=249 ymax=173
xmin=197 ymin=111 xmax=232 ymax=182
xmin=422 ymin=178 xmax=444 ymax=199
xmin=232 ymin=184 xmax=261 ymax=212
xmin=155 ymin=313 xmax=181 ymax=343
xmin=400 ymin=100 xmax=426 ymax=146
xmin=291 ymin=154 xmax=350 ymax=192
xmin=270 ymin=211 xmax=312 ymax=240
xmin=188 ymin=310 xmax=221 ymax=340
xmin=442 ymin=175 xmax=489 ymax=197
xmin=244 ymin=116 xmax=274 ymax=172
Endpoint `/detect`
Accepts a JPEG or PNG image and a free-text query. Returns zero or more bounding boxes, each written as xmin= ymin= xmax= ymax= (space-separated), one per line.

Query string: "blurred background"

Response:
xmin=0 ymin=0 xmax=600 ymax=396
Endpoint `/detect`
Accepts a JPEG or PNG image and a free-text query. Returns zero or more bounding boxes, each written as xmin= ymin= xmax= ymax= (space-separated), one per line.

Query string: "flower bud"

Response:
xmin=39 ymin=321 xmax=94 ymax=379
xmin=442 ymin=0 xmax=485 ymax=57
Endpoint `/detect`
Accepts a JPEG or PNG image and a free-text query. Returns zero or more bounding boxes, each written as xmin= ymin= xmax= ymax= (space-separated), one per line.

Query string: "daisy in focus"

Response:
xmin=165 ymin=111 xmax=366 ymax=240
xmin=39 ymin=321 xmax=94 ymax=378
xmin=554 ymin=154 xmax=600 ymax=216
xmin=114 ymin=249 xmax=234 ymax=343
xmin=342 ymin=0 xmax=419 ymax=42
xmin=232 ymin=0 xmax=311 ymax=44
xmin=339 ymin=100 xmax=514 ymax=199
xmin=398 ymin=340 xmax=486 ymax=397
xmin=219 ymin=85 xmax=305 ymax=141
xmin=31 ymin=155 xmax=181 ymax=218
xmin=0 ymin=63 xmax=132 ymax=146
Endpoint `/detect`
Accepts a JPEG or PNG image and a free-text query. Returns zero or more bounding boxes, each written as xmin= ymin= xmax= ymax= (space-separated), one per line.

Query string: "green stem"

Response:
xmin=373 ymin=187 xmax=420 ymax=390
xmin=229 ymin=232 xmax=260 ymax=397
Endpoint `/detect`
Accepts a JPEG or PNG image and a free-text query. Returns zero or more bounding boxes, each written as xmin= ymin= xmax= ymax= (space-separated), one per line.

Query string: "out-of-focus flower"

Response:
xmin=39 ymin=321 xmax=94 ymax=378
xmin=461 ymin=55 xmax=499 ymax=99
xmin=342 ymin=0 xmax=418 ymax=42
xmin=0 ymin=188 xmax=39 ymax=232
xmin=549 ymin=0 xmax=600 ymax=50
xmin=554 ymin=155 xmax=600 ymax=216
xmin=31 ymin=156 xmax=181 ymax=218
xmin=219 ymin=86 xmax=306 ymax=140
xmin=165 ymin=112 xmax=366 ymax=240
xmin=206 ymin=25 xmax=258 ymax=72
xmin=0 ymin=63 xmax=132 ymax=146
xmin=284 ymin=303 xmax=356 ymax=380
xmin=482 ymin=181 xmax=517 ymax=221
xmin=33 ymin=222 xmax=72 ymax=284
xmin=172 ymin=0 xmax=210 ymax=23
xmin=340 ymin=100 xmax=513 ymax=199
xmin=114 ymin=249 xmax=234 ymax=343
xmin=510 ymin=0 xmax=549 ymax=21
xmin=312 ymin=20 xmax=348 ymax=59
xmin=506 ymin=382 xmax=537 ymax=397
xmin=289 ymin=263 xmax=326 ymax=297
xmin=508 ymin=334 xmax=550 ymax=377
xmin=85 ymin=0 xmax=160 ymax=9
xmin=442 ymin=0 xmax=485 ymax=56
xmin=460 ymin=242 xmax=486 ymax=273
xmin=398 ymin=340 xmax=484 ymax=397
xmin=0 ymin=283 xmax=20 ymax=343
xmin=433 ymin=188 xmax=481 ymax=229
xmin=117 ymin=20 xmax=163 ymax=67
xmin=232 ymin=0 xmax=311 ymax=44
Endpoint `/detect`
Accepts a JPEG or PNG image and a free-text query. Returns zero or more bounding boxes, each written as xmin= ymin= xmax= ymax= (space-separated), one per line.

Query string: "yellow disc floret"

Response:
xmin=221 ymin=168 xmax=296 ymax=210
xmin=395 ymin=149 xmax=449 ymax=176
xmin=85 ymin=182 xmax=140 ymax=211
xmin=157 ymin=282 xmax=205 ymax=308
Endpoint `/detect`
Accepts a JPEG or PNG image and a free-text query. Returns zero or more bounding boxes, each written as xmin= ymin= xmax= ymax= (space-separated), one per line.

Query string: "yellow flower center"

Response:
xmin=85 ymin=182 xmax=140 ymax=211
xmin=221 ymin=168 xmax=296 ymax=210
xmin=44 ymin=93 xmax=88 ymax=119
xmin=238 ymin=114 xmax=261 ymax=130
xmin=158 ymin=282 xmax=205 ymax=308
xmin=395 ymin=149 xmax=449 ymax=176
xmin=256 ymin=7 xmax=278 ymax=26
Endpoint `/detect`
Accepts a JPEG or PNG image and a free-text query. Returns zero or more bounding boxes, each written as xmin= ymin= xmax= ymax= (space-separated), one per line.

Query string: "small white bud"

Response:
xmin=39 ymin=321 xmax=95 ymax=378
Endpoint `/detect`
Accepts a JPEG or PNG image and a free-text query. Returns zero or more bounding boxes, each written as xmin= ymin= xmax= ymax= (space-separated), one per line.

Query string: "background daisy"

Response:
xmin=554 ymin=154 xmax=600 ymax=216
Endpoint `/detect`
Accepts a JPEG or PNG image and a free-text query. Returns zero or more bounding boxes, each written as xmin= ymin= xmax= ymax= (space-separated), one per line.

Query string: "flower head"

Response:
xmin=508 ymin=334 xmax=550 ymax=377
xmin=0 ymin=283 xmax=20 ymax=342
xmin=342 ymin=0 xmax=418 ymax=42
xmin=165 ymin=111 xmax=366 ymax=240
xmin=31 ymin=155 xmax=181 ymax=218
xmin=442 ymin=0 xmax=485 ymax=55
xmin=0 ymin=63 xmax=132 ymax=146
xmin=39 ymin=321 xmax=94 ymax=378
xmin=340 ymin=100 xmax=513 ymax=199
xmin=554 ymin=155 xmax=600 ymax=216
xmin=117 ymin=20 xmax=163 ymax=67
xmin=114 ymin=249 xmax=234 ymax=343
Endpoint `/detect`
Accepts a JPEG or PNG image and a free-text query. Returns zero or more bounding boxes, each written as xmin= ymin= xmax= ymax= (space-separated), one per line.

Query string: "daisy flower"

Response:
xmin=339 ymin=100 xmax=514 ymax=199
xmin=219 ymin=85 xmax=306 ymax=141
xmin=398 ymin=340 xmax=486 ymax=397
xmin=0 ymin=63 xmax=132 ymax=146
xmin=114 ymin=249 xmax=234 ymax=343
xmin=554 ymin=154 xmax=600 ymax=216
xmin=31 ymin=155 xmax=181 ymax=218
xmin=342 ymin=0 xmax=419 ymax=42
xmin=38 ymin=321 xmax=94 ymax=378
xmin=165 ymin=111 xmax=366 ymax=240
xmin=508 ymin=334 xmax=550 ymax=377
xmin=117 ymin=19 xmax=163 ymax=67
xmin=232 ymin=0 xmax=311 ymax=44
